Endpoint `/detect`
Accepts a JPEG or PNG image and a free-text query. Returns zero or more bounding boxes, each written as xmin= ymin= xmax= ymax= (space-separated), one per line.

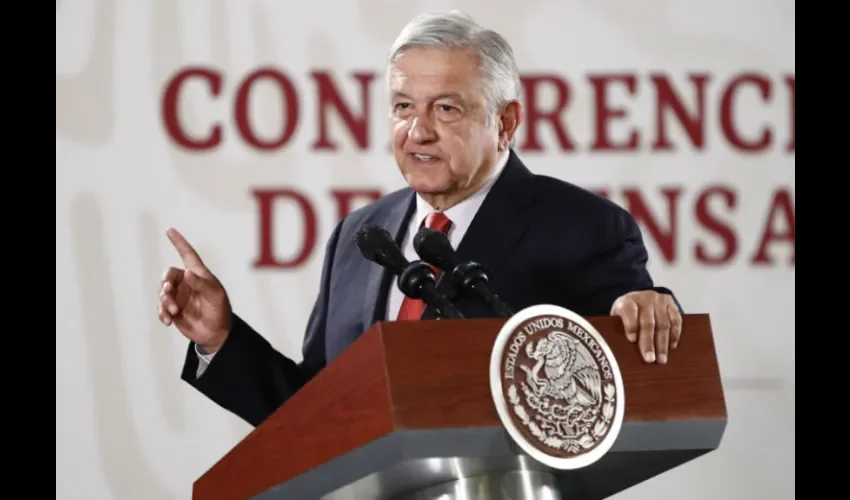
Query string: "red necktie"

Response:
xmin=396 ymin=212 xmax=453 ymax=321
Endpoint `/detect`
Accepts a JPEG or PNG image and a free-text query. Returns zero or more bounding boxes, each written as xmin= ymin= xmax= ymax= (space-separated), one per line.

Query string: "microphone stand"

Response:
xmin=450 ymin=262 xmax=514 ymax=318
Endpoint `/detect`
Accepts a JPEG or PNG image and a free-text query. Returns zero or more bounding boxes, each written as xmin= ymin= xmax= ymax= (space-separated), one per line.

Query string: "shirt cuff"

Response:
xmin=195 ymin=343 xmax=216 ymax=364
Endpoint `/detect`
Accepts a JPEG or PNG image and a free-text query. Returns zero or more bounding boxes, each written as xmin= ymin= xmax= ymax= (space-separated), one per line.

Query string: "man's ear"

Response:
xmin=498 ymin=100 xmax=523 ymax=151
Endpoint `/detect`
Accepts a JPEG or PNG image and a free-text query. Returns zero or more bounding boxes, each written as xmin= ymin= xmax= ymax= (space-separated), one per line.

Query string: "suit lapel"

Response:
xmin=455 ymin=151 xmax=535 ymax=274
xmin=423 ymin=150 xmax=536 ymax=318
xmin=361 ymin=190 xmax=417 ymax=330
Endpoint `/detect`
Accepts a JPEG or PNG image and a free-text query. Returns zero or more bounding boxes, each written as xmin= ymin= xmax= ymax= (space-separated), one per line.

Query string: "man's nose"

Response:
xmin=407 ymin=115 xmax=437 ymax=143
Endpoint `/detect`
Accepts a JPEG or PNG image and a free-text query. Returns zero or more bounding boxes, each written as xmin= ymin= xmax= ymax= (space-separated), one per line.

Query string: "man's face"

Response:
xmin=388 ymin=48 xmax=503 ymax=205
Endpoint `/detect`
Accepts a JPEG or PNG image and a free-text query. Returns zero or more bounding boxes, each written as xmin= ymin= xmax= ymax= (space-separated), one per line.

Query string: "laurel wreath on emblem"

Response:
xmin=507 ymin=382 xmax=616 ymax=454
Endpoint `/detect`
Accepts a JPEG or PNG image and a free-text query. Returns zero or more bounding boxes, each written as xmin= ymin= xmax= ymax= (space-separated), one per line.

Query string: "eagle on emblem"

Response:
xmin=521 ymin=331 xmax=602 ymax=407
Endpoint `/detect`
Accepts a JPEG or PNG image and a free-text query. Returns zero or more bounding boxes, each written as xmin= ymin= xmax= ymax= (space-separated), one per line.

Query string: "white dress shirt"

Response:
xmin=195 ymin=150 xmax=510 ymax=378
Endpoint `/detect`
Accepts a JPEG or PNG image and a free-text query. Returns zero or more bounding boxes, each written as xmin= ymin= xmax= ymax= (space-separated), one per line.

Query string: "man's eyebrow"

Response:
xmin=390 ymin=91 xmax=466 ymax=101
xmin=433 ymin=92 xmax=465 ymax=102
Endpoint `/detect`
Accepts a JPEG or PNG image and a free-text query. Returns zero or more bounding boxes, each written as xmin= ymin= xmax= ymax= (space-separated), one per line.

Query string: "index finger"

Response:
xmin=612 ymin=299 xmax=639 ymax=343
xmin=166 ymin=227 xmax=206 ymax=270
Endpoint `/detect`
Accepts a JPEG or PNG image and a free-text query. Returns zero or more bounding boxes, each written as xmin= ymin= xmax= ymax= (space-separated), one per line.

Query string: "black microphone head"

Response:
xmin=355 ymin=224 xmax=408 ymax=274
xmin=413 ymin=227 xmax=460 ymax=271
xmin=354 ymin=224 xmax=382 ymax=260
xmin=397 ymin=261 xmax=437 ymax=300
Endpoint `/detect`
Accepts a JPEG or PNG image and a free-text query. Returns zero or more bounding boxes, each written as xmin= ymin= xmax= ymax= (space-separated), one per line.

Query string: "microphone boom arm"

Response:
xmin=450 ymin=261 xmax=514 ymax=318
xmin=398 ymin=261 xmax=465 ymax=319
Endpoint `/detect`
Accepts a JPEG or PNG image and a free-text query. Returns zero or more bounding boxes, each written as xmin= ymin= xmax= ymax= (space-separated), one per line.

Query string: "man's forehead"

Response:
xmin=388 ymin=53 xmax=482 ymax=100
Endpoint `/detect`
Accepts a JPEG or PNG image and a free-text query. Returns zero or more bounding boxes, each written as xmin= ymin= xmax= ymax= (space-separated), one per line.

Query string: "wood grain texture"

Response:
xmin=381 ymin=315 xmax=726 ymax=428
xmin=192 ymin=314 xmax=726 ymax=499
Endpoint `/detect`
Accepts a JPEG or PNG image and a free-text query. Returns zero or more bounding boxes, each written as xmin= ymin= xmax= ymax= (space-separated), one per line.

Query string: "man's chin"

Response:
xmin=402 ymin=170 xmax=446 ymax=190
xmin=405 ymin=177 xmax=450 ymax=195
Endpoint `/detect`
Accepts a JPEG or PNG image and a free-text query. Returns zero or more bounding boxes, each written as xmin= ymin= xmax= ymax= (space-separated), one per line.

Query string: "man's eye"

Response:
xmin=395 ymin=103 xmax=410 ymax=110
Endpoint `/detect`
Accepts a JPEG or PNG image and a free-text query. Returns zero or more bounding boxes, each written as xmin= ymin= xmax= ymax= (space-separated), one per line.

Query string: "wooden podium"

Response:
xmin=191 ymin=314 xmax=726 ymax=499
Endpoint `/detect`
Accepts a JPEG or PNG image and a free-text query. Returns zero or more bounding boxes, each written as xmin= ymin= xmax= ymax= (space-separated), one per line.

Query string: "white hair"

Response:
xmin=387 ymin=10 xmax=521 ymax=123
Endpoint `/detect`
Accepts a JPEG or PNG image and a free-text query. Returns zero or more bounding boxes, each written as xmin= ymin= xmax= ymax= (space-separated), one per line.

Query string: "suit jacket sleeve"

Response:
xmin=568 ymin=206 xmax=682 ymax=315
xmin=179 ymin=220 xmax=344 ymax=427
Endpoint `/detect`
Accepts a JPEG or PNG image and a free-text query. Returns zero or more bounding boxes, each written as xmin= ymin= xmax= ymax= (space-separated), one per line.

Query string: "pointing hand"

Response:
xmin=158 ymin=228 xmax=232 ymax=353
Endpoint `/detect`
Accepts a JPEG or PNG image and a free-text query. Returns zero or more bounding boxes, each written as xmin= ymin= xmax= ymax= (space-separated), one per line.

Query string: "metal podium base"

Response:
xmin=393 ymin=470 xmax=561 ymax=500
xmin=313 ymin=453 xmax=564 ymax=500
xmin=262 ymin=420 xmax=722 ymax=500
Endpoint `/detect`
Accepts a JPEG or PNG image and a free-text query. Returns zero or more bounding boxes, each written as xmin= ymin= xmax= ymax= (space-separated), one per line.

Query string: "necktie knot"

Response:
xmin=425 ymin=211 xmax=452 ymax=234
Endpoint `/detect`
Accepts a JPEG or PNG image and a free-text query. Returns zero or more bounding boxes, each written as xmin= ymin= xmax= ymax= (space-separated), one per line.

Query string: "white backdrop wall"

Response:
xmin=56 ymin=0 xmax=795 ymax=498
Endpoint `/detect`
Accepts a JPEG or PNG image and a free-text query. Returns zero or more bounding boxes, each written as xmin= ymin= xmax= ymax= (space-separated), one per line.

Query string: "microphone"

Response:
xmin=355 ymin=224 xmax=464 ymax=319
xmin=413 ymin=227 xmax=514 ymax=318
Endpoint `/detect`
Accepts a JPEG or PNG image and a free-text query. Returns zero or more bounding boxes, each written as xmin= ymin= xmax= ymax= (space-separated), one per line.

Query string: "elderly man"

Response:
xmin=159 ymin=11 xmax=682 ymax=427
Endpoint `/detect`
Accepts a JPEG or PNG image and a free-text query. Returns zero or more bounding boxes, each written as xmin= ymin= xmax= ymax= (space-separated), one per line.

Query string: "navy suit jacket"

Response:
xmin=181 ymin=150 xmax=678 ymax=427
